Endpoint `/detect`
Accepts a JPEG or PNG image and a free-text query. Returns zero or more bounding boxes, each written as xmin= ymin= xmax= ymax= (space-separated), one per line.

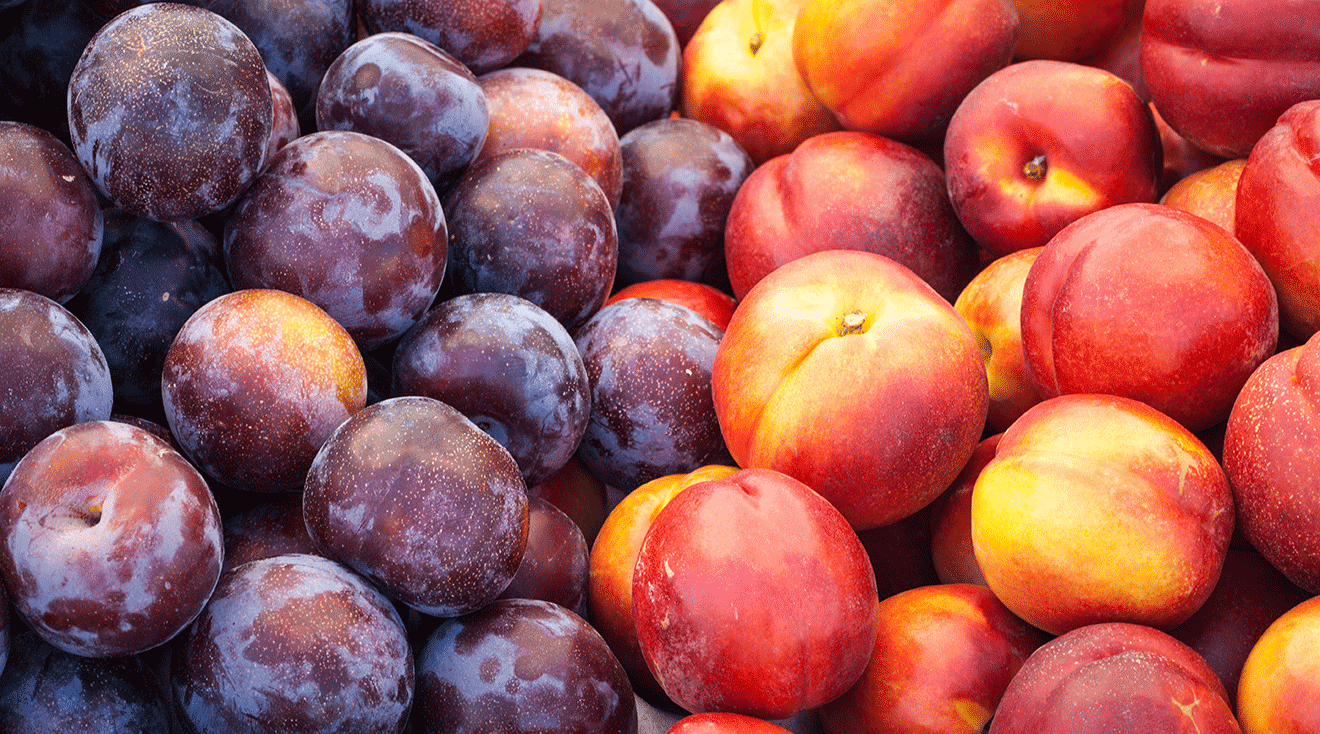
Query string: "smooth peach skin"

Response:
xmin=668 ymin=712 xmax=794 ymax=734
xmin=1020 ymin=202 xmax=1278 ymax=433
xmin=723 ymin=131 xmax=980 ymax=303
xmin=971 ymin=394 xmax=1235 ymax=636
xmin=929 ymin=434 xmax=1001 ymax=587
xmin=1161 ymin=158 xmax=1247 ymax=236
xmin=989 ymin=622 xmax=1240 ymax=734
xmin=1170 ymin=549 xmax=1311 ymax=706
xmin=632 ymin=468 xmax=880 ymax=719
xmin=943 ymin=60 xmax=1162 ymax=257
xmin=954 ymin=247 xmax=1043 ymax=431
xmin=1235 ymin=99 xmax=1320 ymax=341
xmin=1012 ymin=0 xmax=1131 ymax=61
xmin=1236 ymin=596 xmax=1320 ymax=733
xmin=1222 ymin=331 xmax=1320 ymax=594
xmin=588 ymin=464 xmax=738 ymax=702
xmin=681 ymin=0 xmax=840 ymax=166
xmin=1141 ymin=0 xmax=1320 ymax=159
xmin=604 ymin=280 xmax=737 ymax=331
xmin=713 ymin=249 xmax=988 ymax=530
xmin=819 ymin=584 xmax=1047 ymax=734
xmin=792 ymin=0 xmax=1018 ymax=143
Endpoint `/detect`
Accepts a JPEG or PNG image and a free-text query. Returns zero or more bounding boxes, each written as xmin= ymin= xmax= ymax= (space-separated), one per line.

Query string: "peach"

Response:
xmin=792 ymin=0 xmax=1018 ymax=143
xmin=971 ymin=394 xmax=1235 ymax=635
xmin=1161 ymin=158 xmax=1247 ymax=236
xmin=929 ymin=434 xmax=1001 ymax=587
xmin=713 ymin=249 xmax=988 ymax=530
xmin=1236 ymin=596 xmax=1320 ymax=732
xmin=1012 ymin=0 xmax=1132 ymax=61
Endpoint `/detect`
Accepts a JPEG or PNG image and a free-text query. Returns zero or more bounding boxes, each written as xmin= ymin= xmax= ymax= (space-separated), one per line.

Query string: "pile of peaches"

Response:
xmin=1 ymin=0 xmax=1319 ymax=731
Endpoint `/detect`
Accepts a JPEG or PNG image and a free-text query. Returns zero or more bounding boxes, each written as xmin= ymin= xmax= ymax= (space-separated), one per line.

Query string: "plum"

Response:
xmin=302 ymin=396 xmax=529 ymax=617
xmin=265 ymin=70 xmax=300 ymax=164
xmin=172 ymin=553 xmax=414 ymax=734
xmin=0 ymin=632 xmax=173 ymax=732
xmin=0 ymin=288 xmax=113 ymax=482
xmin=477 ymin=66 xmax=624 ymax=208
xmin=0 ymin=420 xmax=224 ymax=658
xmin=614 ymin=117 xmax=754 ymax=289
xmin=391 ymin=292 xmax=591 ymax=487
xmin=358 ymin=0 xmax=543 ymax=74
xmin=0 ymin=121 xmax=103 ymax=303
xmin=66 ymin=208 xmax=230 ymax=422
xmin=414 ymin=597 xmax=637 ymax=734
xmin=316 ymin=32 xmax=488 ymax=188
xmin=192 ymin=0 xmax=355 ymax=127
xmin=221 ymin=495 xmax=320 ymax=573
xmin=161 ymin=288 xmax=368 ymax=493
xmin=497 ymin=495 xmax=591 ymax=616
xmin=224 ymin=130 xmax=449 ymax=350
xmin=573 ymin=297 xmax=729 ymax=491
xmin=66 ymin=3 xmax=274 ymax=222
xmin=444 ymin=147 xmax=618 ymax=331
xmin=514 ymin=0 xmax=680 ymax=134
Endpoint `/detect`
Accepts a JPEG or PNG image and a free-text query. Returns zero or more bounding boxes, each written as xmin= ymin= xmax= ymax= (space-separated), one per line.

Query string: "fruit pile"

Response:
xmin=1 ymin=0 xmax=1319 ymax=731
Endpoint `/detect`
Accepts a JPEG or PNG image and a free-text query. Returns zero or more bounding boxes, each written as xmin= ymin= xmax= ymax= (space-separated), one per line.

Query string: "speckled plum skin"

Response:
xmin=573 ymin=297 xmax=729 ymax=492
xmin=172 ymin=553 xmax=414 ymax=734
xmin=614 ymin=117 xmax=754 ymax=289
xmin=392 ymin=292 xmax=591 ymax=487
xmin=444 ymin=148 xmax=617 ymax=331
xmin=0 ymin=632 xmax=173 ymax=732
xmin=0 ymin=288 xmax=113 ymax=482
xmin=514 ymin=0 xmax=679 ymax=135
xmin=0 ymin=121 xmax=103 ymax=304
xmin=161 ymin=288 xmax=368 ymax=492
xmin=66 ymin=3 xmax=274 ymax=222
xmin=224 ymin=130 xmax=448 ymax=350
xmin=477 ymin=66 xmax=624 ymax=209
xmin=303 ymin=396 xmax=529 ymax=617
xmin=359 ymin=0 xmax=542 ymax=74
xmin=66 ymin=208 xmax=230 ymax=421
xmin=193 ymin=0 xmax=355 ymax=125
xmin=0 ymin=420 xmax=223 ymax=658
xmin=414 ymin=598 xmax=637 ymax=734
xmin=316 ymin=32 xmax=489 ymax=188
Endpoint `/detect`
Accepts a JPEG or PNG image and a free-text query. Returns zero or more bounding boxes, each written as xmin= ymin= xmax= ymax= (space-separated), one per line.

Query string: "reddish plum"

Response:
xmin=358 ymin=0 xmax=543 ymax=75
xmin=498 ymin=495 xmax=591 ymax=616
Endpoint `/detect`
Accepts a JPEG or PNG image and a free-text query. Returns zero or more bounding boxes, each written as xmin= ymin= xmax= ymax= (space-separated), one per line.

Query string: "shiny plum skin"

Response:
xmin=0 ymin=632 xmax=173 ymax=732
xmin=192 ymin=0 xmax=354 ymax=128
xmin=414 ymin=598 xmax=637 ymax=734
xmin=0 ymin=0 xmax=103 ymax=143
xmin=614 ymin=117 xmax=754 ymax=289
xmin=66 ymin=209 xmax=230 ymax=422
xmin=391 ymin=292 xmax=591 ymax=487
xmin=497 ymin=495 xmax=591 ymax=617
xmin=265 ymin=70 xmax=300 ymax=163
xmin=0 ymin=420 xmax=224 ymax=658
xmin=317 ymin=32 xmax=488 ymax=188
xmin=172 ymin=553 xmax=414 ymax=734
xmin=161 ymin=288 xmax=368 ymax=493
xmin=514 ymin=0 xmax=680 ymax=135
xmin=303 ymin=396 xmax=530 ymax=617
xmin=224 ymin=130 xmax=448 ymax=350
xmin=0 ymin=288 xmax=113 ymax=482
xmin=476 ymin=66 xmax=624 ymax=209
xmin=444 ymin=148 xmax=618 ymax=331
xmin=0 ymin=122 xmax=103 ymax=303
xmin=573 ymin=297 xmax=729 ymax=492
xmin=66 ymin=3 xmax=274 ymax=222
xmin=359 ymin=0 xmax=543 ymax=75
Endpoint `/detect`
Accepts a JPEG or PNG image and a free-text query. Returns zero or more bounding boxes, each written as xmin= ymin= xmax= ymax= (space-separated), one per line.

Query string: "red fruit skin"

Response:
xmin=1235 ymin=99 xmax=1320 ymax=341
xmin=1141 ymin=0 xmax=1320 ymax=159
xmin=632 ymin=467 xmax=880 ymax=720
